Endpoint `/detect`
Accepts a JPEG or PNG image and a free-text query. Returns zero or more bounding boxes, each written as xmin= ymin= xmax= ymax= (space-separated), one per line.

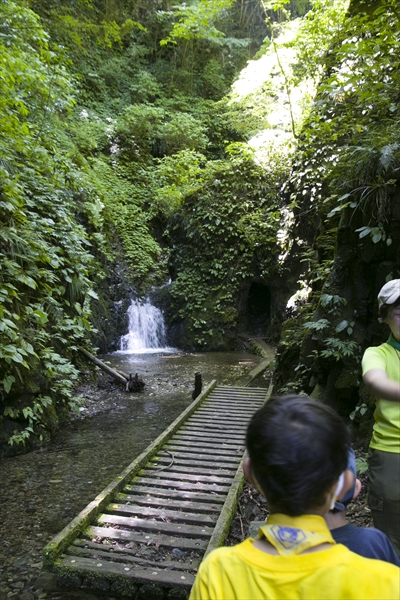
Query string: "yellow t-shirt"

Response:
xmin=362 ymin=343 xmax=400 ymax=453
xmin=189 ymin=515 xmax=400 ymax=600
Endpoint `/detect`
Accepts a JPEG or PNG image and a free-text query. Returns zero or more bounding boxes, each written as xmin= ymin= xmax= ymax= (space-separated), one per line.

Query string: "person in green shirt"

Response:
xmin=362 ymin=278 xmax=400 ymax=555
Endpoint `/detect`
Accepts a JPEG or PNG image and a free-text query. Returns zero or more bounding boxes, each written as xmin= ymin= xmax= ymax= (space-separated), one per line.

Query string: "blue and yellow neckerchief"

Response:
xmin=257 ymin=514 xmax=335 ymax=556
xmin=387 ymin=333 xmax=400 ymax=351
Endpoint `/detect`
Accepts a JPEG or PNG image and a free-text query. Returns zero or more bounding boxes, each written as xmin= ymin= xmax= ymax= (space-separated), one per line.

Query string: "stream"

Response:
xmin=0 ymin=348 xmax=265 ymax=600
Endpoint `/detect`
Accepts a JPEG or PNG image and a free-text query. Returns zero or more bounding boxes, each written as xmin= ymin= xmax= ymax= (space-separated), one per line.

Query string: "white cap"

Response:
xmin=378 ymin=279 xmax=400 ymax=309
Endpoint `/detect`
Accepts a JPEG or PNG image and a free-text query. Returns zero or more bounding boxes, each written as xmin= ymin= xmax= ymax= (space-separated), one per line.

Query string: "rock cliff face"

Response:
xmin=91 ymin=261 xmax=137 ymax=354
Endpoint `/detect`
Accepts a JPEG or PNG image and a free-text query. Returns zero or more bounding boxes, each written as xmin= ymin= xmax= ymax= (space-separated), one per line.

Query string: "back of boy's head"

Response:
xmin=246 ymin=394 xmax=350 ymax=516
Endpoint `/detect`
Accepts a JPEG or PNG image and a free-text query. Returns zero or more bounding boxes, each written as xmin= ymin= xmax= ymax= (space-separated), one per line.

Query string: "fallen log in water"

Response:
xmin=79 ymin=347 xmax=128 ymax=385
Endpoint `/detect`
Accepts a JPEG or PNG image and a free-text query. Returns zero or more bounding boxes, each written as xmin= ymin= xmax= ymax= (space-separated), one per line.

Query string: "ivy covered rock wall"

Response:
xmin=272 ymin=0 xmax=400 ymax=447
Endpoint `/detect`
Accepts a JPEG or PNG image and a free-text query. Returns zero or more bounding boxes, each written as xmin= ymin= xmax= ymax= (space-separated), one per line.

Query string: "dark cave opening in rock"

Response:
xmin=247 ymin=282 xmax=271 ymax=335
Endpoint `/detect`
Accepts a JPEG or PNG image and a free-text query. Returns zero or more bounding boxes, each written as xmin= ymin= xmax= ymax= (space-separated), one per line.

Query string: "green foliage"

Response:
xmin=160 ymin=0 xmax=235 ymax=46
xmin=290 ymin=0 xmax=400 ymax=224
xmin=114 ymin=104 xmax=208 ymax=163
xmin=85 ymin=158 xmax=163 ymax=285
xmin=355 ymin=455 xmax=368 ymax=474
xmin=350 ymin=403 xmax=368 ymax=421
xmin=0 ymin=0 xmax=104 ymax=445
xmin=303 ymin=318 xmax=330 ymax=331
xmin=167 ymin=143 xmax=288 ymax=347
xmin=271 ymin=1 xmax=400 ymax=405
xmin=152 ymin=150 xmax=208 ymax=214
xmin=319 ymin=338 xmax=359 ymax=361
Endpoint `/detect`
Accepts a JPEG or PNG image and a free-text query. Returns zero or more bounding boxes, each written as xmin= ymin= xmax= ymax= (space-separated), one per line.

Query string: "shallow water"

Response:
xmin=0 ymin=350 xmax=262 ymax=597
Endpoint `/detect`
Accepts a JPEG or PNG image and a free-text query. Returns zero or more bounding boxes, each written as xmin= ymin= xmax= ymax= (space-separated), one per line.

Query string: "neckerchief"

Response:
xmin=387 ymin=333 xmax=400 ymax=351
xmin=258 ymin=514 xmax=335 ymax=556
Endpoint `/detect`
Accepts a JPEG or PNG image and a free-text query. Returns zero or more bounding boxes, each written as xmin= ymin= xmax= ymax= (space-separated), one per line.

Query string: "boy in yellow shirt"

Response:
xmin=190 ymin=395 xmax=399 ymax=600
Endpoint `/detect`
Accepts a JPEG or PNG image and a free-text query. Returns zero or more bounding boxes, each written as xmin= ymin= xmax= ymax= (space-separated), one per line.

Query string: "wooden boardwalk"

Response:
xmin=43 ymin=382 xmax=267 ymax=596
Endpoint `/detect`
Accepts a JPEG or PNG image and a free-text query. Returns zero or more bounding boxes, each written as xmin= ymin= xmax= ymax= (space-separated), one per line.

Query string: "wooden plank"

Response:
xmin=191 ymin=410 xmax=250 ymax=418
xmin=193 ymin=404 xmax=255 ymax=418
xmin=156 ymin=451 xmax=240 ymax=465
xmin=214 ymin=385 xmax=266 ymax=394
xmin=43 ymin=379 xmax=218 ymax=566
xmin=142 ymin=470 xmax=233 ymax=485
xmin=107 ymin=503 xmax=217 ymax=524
xmin=208 ymin=392 xmax=265 ymax=399
xmin=87 ymin=526 xmax=208 ymax=551
xmin=150 ymin=463 xmax=235 ymax=477
xmin=116 ymin=494 xmax=222 ymax=513
xmin=123 ymin=485 xmax=226 ymax=503
xmin=57 ymin=555 xmax=195 ymax=588
xmin=152 ymin=457 xmax=238 ymax=471
xmin=204 ymin=402 xmax=262 ymax=410
xmin=180 ymin=426 xmax=245 ymax=437
xmin=185 ymin=422 xmax=246 ymax=432
xmin=206 ymin=397 xmax=263 ymax=403
xmin=208 ymin=393 xmax=265 ymax=399
xmin=173 ymin=435 xmax=243 ymax=446
xmin=187 ymin=417 xmax=248 ymax=427
xmin=163 ymin=446 xmax=242 ymax=458
xmin=132 ymin=477 xmax=230 ymax=493
xmin=243 ymin=357 xmax=273 ymax=385
xmin=166 ymin=442 xmax=243 ymax=456
xmin=176 ymin=430 xmax=244 ymax=442
xmin=71 ymin=540 xmax=200 ymax=571
xmin=98 ymin=514 xmax=214 ymax=538
xmin=208 ymin=390 xmax=265 ymax=396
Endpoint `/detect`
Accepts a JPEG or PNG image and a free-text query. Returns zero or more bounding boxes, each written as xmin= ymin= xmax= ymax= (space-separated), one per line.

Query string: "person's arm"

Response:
xmin=363 ymin=368 xmax=400 ymax=402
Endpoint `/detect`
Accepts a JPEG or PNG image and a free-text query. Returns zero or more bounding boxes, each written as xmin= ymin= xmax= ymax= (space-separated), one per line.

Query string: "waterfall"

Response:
xmin=119 ymin=299 xmax=171 ymax=353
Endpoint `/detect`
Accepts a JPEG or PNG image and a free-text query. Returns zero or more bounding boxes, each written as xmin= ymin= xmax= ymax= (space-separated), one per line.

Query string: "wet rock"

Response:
xmin=140 ymin=547 xmax=156 ymax=557
xmin=10 ymin=584 xmax=23 ymax=591
xmin=12 ymin=558 xmax=28 ymax=570
xmin=171 ymin=548 xmax=187 ymax=559
xmin=18 ymin=593 xmax=34 ymax=600
xmin=248 ymin=520 xmax=265 ymax=539
xmin=33 ymin=573 xmax=59 ymax=592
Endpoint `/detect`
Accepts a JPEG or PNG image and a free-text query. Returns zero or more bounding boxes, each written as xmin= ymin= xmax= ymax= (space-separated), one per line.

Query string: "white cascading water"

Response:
xmin=119 ymin=298 xmax=169 ymax=353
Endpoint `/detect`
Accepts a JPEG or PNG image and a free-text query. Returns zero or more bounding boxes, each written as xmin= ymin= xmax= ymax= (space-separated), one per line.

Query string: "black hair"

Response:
xmin=246 ymin=394 xmax=349 ymax=516
xmin=379 ymin=296 xmax=400 ymax=320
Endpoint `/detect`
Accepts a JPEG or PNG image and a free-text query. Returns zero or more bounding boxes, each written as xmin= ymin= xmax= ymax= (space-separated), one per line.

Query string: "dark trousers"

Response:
xmin=368 ymin=448 xmax=400 ymax=557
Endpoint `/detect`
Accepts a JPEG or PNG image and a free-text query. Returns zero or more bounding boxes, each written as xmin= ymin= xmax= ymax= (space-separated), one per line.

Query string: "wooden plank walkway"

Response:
xmin=43 ymin=382 xmax=267 ymax=596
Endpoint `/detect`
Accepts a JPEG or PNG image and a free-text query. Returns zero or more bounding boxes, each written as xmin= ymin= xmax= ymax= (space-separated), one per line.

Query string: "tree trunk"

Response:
xmin=79 ymin=347 xmax=128 ymax=385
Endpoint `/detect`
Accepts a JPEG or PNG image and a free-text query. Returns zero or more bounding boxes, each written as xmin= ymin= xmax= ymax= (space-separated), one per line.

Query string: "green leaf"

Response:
xmin=335 ymin=320 xmax=348 ymax=333
xmin=3 ymin=375 xmax=15 ymax=394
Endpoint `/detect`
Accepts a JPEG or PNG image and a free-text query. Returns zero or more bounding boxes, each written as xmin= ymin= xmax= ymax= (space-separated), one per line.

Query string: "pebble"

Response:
xmin=171 ymin=548 xmax=187 ymax=559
